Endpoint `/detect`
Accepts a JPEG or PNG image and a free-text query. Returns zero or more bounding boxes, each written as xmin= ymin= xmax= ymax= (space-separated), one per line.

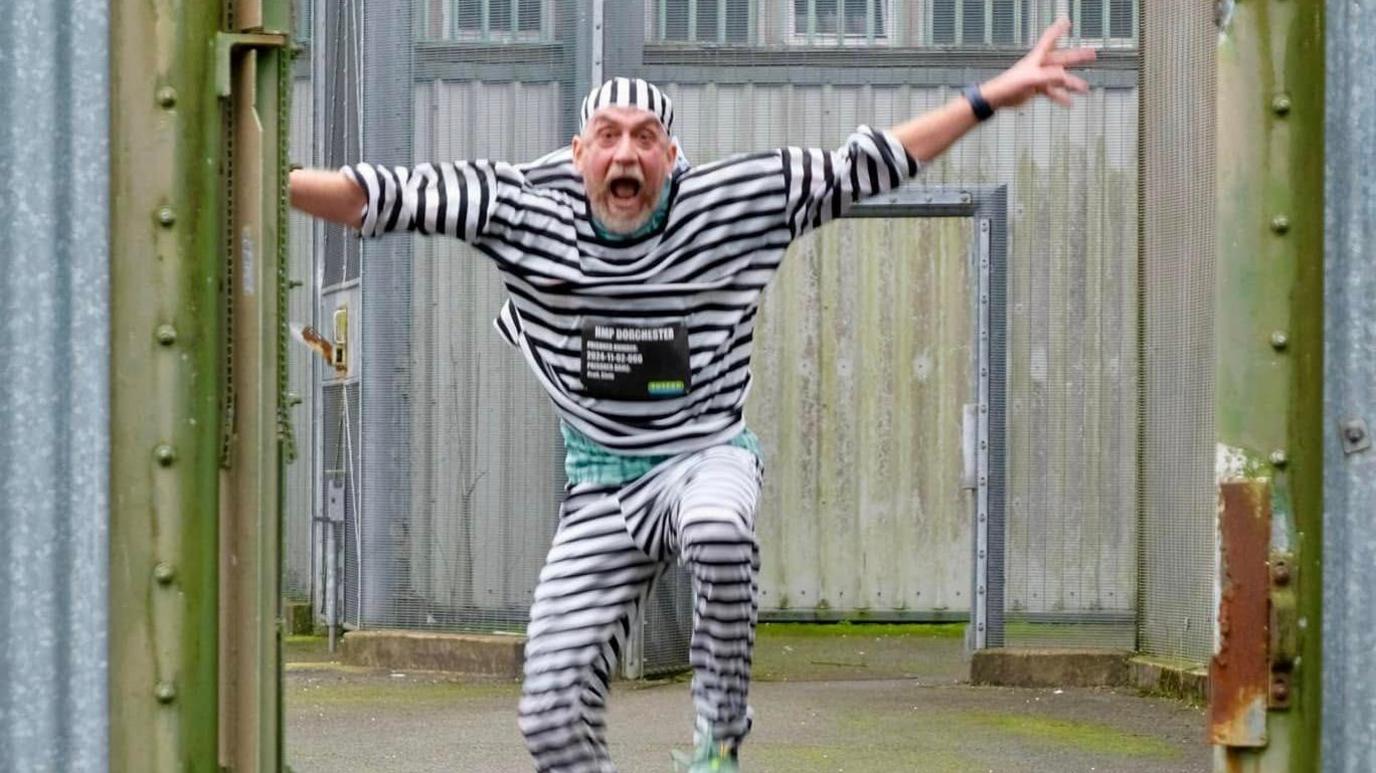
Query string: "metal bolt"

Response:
xmin=157 ymin=206 xmax=176 ymax=227
xmin=156 ymin=87 xmax=177 ymax=108
xmin=1272 ymin=562 xmax=1291 ymax=586
xmin=154 ymin=444 xmax=176 ymax=467
xmin=1272 ymin=94 xmax=1292 ymax=115
xmin=155 ymin=682 xmax=176 ymax=704
xmin=1270 ymin=449 xmax=1289 ymax=468
xmin=1269 ymin=331 xmax=1288 ymax=350
xmin=1271 ymin=215 xmax=1291 ymax=234
xmin=1345 ymin=423 xmax=1367 ymax=445
xmin=154 ymin=563 xmax=175 ymax=585
xmin=1271 ymin=680 xmax=1290 ymax=703
xmin=155 ymin=324 xmax=177 ymax=346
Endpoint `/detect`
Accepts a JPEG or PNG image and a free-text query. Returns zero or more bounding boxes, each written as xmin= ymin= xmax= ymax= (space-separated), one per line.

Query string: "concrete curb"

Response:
xmin=340 ymin=630 xmax=525 ymax=679
xmin=969 ymin=648 xmax=1131 ymax=688
xmin=1128 ymin=655 xmax=1208 ymax=704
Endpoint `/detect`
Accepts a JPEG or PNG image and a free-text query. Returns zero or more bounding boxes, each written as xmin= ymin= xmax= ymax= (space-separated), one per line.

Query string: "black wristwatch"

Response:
xmin=963 ymin=85 xmax=995 ymax=122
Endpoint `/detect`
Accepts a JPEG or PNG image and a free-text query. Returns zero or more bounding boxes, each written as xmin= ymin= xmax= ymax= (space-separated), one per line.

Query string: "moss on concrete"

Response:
xmin=286 ymin=673 xmax=518 ymax=708
xmin=759 ymin=621 xmax=965 ymax=639
xmin=954 ymin=711 xmax=1182 ymax=760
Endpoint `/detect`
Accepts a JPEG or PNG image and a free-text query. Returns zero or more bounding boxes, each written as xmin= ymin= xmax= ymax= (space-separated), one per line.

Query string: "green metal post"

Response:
xmin=109 ymin=0 xmax=226 ymax=769
xmin=218 ymin=0 xmax=292 ymax=769
xmin=110 ymin=0 xmax=291 ymax=768
xmin=1212 ymin=0 xmax=1324 ymax=769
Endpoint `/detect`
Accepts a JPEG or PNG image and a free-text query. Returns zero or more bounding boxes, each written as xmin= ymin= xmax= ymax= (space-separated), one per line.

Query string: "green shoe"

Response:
xmin=670 ymin=740 xmax=739 ymax=772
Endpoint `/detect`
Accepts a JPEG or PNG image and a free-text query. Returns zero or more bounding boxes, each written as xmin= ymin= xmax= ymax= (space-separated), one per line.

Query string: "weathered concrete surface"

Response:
xmin=286 ymin=630 xmax=1207 ymax=772
xmin=340 ymin=630 xmax=524 ymax=679
xmin=1130 ymin=656 xmax=1208 ymax=705
xmin=970 ymin=648 xmax=1132 ymax=688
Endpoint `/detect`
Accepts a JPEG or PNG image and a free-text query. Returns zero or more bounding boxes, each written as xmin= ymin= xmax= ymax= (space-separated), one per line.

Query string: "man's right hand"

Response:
xmin=289 ymin=168 xmax=367 ymax=228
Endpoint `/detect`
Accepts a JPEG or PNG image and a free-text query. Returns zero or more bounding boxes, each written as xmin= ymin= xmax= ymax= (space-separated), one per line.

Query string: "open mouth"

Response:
xmin=609 ymin=176 xmax=642 ymax=202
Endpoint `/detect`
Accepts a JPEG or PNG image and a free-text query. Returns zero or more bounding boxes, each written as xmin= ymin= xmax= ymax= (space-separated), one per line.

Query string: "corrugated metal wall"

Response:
xmin=1325 ymin=0 xmax=1376 ymax=765
xmin=751 ymin=218 xmax=976 ymax=615
xmin=0 ymin=0 xmax=110 ymax=770
xmin=285 ymin=76 xmax=317 ymax=601
xmin=669 ymin=82 xmax=1139 ymax=617
xmin=405 ymin=80 xmax=567 ymax=622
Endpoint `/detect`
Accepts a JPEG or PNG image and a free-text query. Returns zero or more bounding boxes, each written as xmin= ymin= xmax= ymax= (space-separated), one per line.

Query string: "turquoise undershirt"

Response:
xmin=561 ymin=422 xmax=761 ymax=486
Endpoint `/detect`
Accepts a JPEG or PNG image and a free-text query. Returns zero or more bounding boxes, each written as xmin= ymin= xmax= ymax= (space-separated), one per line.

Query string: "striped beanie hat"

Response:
xmin=579 ymin=77 xmax=674 ymax=134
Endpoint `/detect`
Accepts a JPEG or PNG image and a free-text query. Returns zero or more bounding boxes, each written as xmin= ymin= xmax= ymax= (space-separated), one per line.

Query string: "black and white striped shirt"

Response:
xmin=345 ymin=126 xmax=921 ymax=456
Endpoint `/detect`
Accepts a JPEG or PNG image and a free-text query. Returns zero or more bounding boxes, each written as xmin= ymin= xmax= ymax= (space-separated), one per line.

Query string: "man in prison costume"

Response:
xmin=290 ymin=20 xmax=1093 ymax=773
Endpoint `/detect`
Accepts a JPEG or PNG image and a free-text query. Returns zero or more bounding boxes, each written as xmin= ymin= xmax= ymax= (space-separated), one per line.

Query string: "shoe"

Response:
xmin=670 ymin=740 xmax=739 ymax=772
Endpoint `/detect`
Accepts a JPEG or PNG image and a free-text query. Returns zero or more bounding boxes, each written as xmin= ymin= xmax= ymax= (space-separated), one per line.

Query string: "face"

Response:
xmin=572 ymin=106 xmax=677 ymax=235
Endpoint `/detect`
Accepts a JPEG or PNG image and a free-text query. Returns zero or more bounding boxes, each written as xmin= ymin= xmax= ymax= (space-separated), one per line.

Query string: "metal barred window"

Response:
xmin=789 ymin=0 xmax=890 ymax=45
xmin=929 ymin=0 xmax=1136 ymax=48
xmin=651 ymin=0 xmax=756 ymax=44
xmin=1070 ymin=0 xmax=1136 ymax=48
xmin=417 ymin=0 xmax=551 ymax=42
xmin=930 ymin=1 xmax=1032 ymax=47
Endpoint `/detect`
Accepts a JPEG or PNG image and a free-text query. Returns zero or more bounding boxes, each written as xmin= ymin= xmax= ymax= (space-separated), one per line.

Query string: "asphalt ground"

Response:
xmin=285 ymin=624 xmax=1209 ymax=772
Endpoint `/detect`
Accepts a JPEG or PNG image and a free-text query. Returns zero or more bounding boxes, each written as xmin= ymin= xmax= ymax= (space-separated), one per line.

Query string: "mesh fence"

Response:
xmin=283 ymin=0 xmax=1221 ymax=673
xmin=1137 ymin=0 xmax=1216 ymax=665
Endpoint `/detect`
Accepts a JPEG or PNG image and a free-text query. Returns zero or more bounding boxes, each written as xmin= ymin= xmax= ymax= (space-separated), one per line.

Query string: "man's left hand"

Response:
xmin=980 ymin=19 xmax=1097 ymax=110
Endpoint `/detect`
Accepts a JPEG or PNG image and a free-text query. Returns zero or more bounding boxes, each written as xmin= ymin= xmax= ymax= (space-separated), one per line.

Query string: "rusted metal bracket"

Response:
xmin=1211 ymin=480 xmax=1272 ymax=748
xmin=1210 ymin=481 xmax=1303 ymax=750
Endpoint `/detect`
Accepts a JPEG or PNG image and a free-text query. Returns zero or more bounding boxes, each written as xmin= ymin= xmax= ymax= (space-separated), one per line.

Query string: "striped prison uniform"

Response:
xmin=345 ymin=125 xmax=922 ymax=771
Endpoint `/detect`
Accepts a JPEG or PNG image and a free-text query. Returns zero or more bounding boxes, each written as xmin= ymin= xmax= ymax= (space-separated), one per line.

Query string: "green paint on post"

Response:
xmin=1213 ymin=0 xmax=1324 ymax=769
xmin=109 ymin=0 xmax=228 ymax=767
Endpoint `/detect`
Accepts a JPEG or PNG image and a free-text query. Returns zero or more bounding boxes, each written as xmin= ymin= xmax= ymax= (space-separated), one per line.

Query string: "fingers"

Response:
xmin=1048 ymin=47 xmax=1098 ymax=67
xmin=1032 ymin=17 xmax=1072 ymax=58
xmin=1045 ymin=86 xmax=1074 ymax=108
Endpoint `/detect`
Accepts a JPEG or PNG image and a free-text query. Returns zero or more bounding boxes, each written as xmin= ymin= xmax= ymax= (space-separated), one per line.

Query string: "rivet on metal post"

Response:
xmin=154 ymin=682 xmax=176 ymax=704
xmin=1271 ymin=94 xmax=1292 ymax=115
xmin=154 ymin=444 xmax=176 ymax=467
xmin=1340 ymin=418 xmax=1371 ymax=455
xmin=155 ymin=324 xmax=177 ymax=346
xmin=1271 ymin=560 xmax=1291 ymax=586
xmin=157 ymin=206 xmax=176 ymax=227
xmin=1269 ymin=331 xmax=1288 ymax=350
xmin=1270 ymin=677 xmax=1290 ymax=704
xmin=1269 ymin=450 xmax=1288 ymax=468
xmin=1270 ymin=215 xmax=1290 ymax=234
xmin=156 ymin=87 xmax=177 ymax=108
xmin=153 ymin=563 xmax=176 ymax=585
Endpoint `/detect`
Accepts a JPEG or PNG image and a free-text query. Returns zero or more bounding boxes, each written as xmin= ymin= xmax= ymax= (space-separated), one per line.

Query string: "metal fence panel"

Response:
xmin=285 ymin=75 xmax=317 ymax=601
xmin=1138 ymin=0 xmax=1216 ymax=664
xmin=0 ymin=0 xmax=109 ymax=769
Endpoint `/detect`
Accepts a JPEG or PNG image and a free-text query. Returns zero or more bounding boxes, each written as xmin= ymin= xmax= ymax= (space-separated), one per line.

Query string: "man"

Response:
xmin=291 ymin=19 xmax=1094 ymax=772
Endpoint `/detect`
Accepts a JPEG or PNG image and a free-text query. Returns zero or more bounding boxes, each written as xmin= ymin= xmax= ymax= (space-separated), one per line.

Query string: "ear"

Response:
xmin=571 ymin=134 xmax=585 ymax=169
xmin=666 ymin=139 xmax=678 ymax=167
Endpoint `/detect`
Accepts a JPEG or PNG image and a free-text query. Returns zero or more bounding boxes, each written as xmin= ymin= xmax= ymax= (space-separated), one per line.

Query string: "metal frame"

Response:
xmin=849 ymin=184 xmax=1009 ymax=646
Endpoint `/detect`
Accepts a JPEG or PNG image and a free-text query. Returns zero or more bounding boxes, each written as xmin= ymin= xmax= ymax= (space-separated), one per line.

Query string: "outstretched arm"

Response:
xmin=891 ymin=19 xmax=1096 ymax=164
xmin=289 ymin=169 xmax=366 ymax=228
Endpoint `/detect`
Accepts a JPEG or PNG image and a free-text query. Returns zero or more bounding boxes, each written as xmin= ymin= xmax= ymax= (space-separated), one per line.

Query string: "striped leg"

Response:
xmin=669 ymin=448 xmax=763 ymax=752
xmin=518 ymin=484 xmax=659 ymax=773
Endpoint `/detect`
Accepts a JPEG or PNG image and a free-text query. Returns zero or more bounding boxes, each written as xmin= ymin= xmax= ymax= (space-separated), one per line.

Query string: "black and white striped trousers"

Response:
xmin=518 ymin=445 xmax=762 ymax=773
